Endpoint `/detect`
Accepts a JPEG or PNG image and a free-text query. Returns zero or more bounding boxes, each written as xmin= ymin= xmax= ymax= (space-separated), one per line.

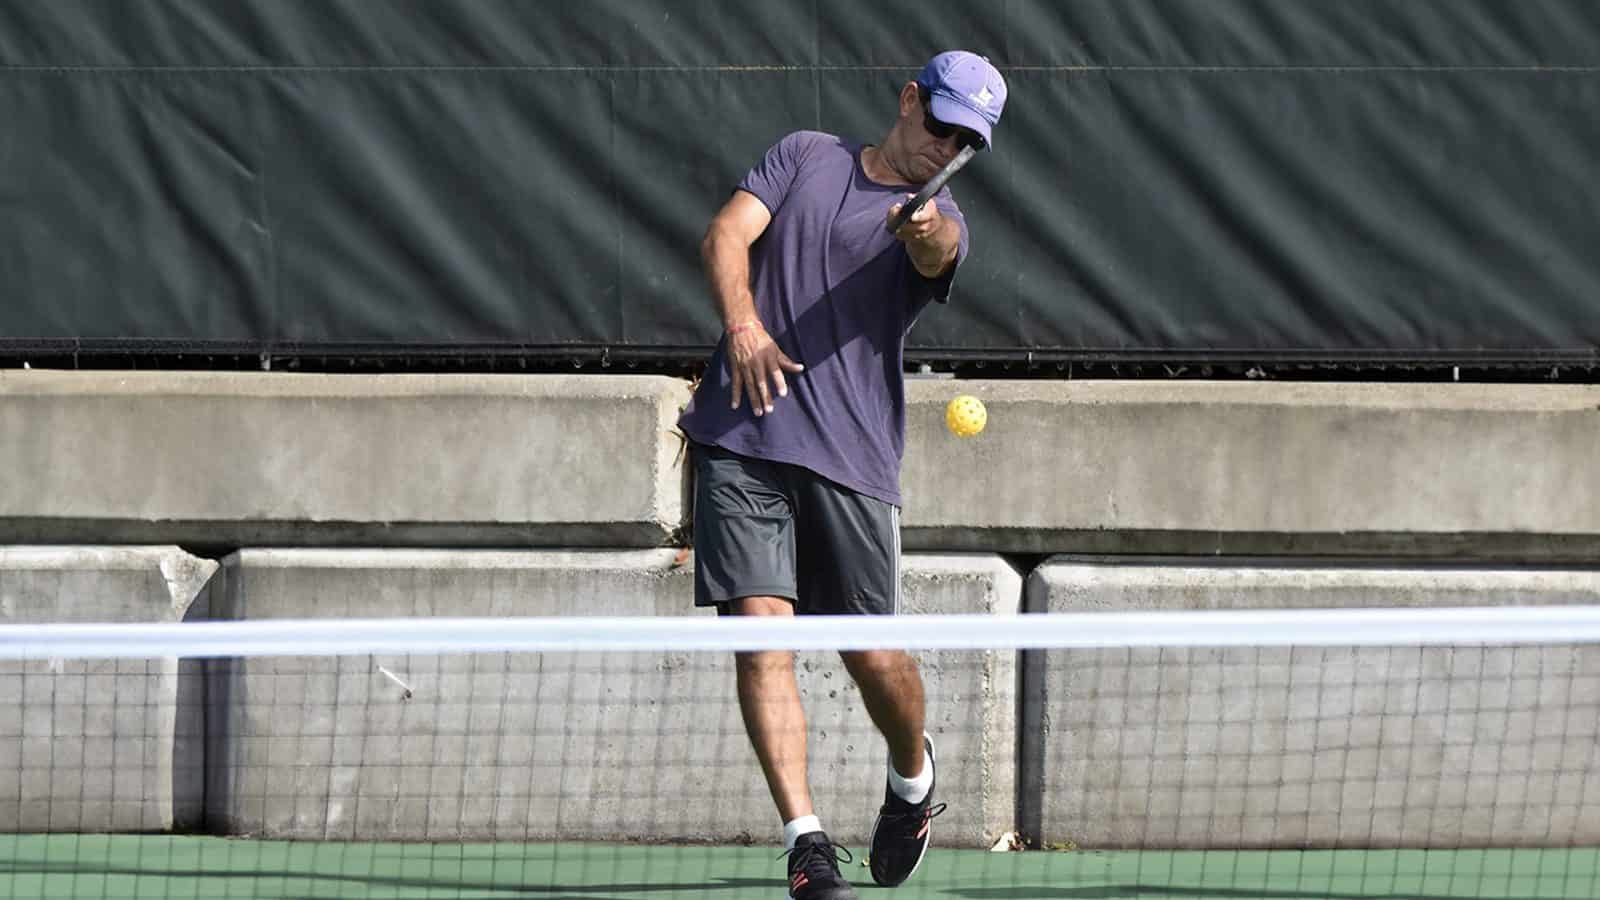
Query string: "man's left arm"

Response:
xmin=888 ymin=198 xmax=963 ymax=278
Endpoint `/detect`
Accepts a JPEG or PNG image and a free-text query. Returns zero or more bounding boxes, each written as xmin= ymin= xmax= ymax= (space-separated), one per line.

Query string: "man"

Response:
xmin=677 ymin=51 xmax=1006 ymax=899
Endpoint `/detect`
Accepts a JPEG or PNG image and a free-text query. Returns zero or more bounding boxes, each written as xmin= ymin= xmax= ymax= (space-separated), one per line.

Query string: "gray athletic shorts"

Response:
xmin=691 ymin=442 xmax=901 ymax=615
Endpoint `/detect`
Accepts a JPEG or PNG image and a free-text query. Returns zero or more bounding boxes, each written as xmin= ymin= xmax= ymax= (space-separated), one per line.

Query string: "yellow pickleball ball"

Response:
xmin=945 ymin=394 xmax=986 ymax=437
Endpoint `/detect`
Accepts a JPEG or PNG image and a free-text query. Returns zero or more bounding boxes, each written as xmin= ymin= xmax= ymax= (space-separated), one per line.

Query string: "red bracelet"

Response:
xmin=725 ymin=321 xmax=762 ymax=335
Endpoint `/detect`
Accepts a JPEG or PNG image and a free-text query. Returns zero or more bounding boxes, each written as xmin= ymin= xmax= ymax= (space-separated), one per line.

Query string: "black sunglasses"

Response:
xmin=918 ymin=88 xmax=986 ymax=150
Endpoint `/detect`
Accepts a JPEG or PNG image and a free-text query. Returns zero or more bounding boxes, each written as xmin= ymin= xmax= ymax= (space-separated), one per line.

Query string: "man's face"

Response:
xmin=904 ymin=89 xmax=984 ymax=180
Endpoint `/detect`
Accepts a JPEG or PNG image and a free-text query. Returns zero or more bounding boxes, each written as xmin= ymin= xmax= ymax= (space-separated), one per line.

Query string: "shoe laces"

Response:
xmin=881 ymin=799 xmax=948 ymax=826
xmin=780 ymin=838 xmax=853 ymax=879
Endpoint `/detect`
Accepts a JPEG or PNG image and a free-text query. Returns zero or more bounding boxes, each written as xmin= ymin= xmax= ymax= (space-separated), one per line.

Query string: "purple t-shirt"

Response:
xmin=677 ymin=130 xmax=969 ymax=506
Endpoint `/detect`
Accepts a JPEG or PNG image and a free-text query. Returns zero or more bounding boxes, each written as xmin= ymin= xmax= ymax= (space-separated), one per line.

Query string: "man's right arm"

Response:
xmin=701 ymin=190 xmax=802 ymax=416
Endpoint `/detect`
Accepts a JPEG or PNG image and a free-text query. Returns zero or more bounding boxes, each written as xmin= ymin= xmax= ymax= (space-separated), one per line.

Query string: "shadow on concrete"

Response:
xmin=0 ymin=862 xmax=778 ymax=897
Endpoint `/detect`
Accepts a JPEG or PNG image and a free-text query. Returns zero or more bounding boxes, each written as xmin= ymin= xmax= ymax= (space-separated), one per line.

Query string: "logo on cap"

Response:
xmin=970 ymin=86 xmax=995 ymax=109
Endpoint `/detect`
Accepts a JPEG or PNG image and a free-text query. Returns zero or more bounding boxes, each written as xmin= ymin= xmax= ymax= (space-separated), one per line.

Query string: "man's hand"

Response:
xmin=728 ymin=322 xmax=804 ymax=416
xmin=888 ymin=196 xmax=960 ymax=278
xmin=888 ymin=196 xmax=944 ymax=244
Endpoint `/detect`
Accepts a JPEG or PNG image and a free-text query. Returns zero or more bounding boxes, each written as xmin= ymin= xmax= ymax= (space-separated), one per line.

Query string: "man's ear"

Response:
xmin=898 ymin=82 xmax=920 ymax=118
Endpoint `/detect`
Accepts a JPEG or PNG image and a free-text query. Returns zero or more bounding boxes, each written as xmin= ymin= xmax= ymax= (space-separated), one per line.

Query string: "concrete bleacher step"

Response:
xmin=204 ymin=548 xmax=1021 ymax=847
xmin=7 ymin=372 xmax=1598 ymax=557
xmin=0 ymin=371 xmax=690 ymax=548
xmin=0 ymin=546 xmax=216 ymax=832
xmin=1023 ymin=558 xmax=1600 ymax=849
xmin=902 ymin=379 xmax=1600 ymax=559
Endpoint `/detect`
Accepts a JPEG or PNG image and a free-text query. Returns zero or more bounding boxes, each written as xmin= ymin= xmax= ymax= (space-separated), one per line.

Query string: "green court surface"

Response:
xmin=2 ymin=836 xmax=1596 ymax=899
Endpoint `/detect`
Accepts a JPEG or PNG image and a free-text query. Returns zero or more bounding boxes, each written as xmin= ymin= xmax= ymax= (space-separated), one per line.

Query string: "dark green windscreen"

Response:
xmin=2 ymin=1 xmax=1596 ymax=364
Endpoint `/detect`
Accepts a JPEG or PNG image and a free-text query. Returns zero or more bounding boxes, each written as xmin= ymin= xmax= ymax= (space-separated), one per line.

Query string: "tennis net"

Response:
xmin=2 ymin=608 xmax=1599 ymax=899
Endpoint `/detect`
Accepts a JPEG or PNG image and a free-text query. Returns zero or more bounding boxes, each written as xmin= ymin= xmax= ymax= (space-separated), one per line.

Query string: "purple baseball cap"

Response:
xmin=916 ymin=51 xmax=1007 ymax=149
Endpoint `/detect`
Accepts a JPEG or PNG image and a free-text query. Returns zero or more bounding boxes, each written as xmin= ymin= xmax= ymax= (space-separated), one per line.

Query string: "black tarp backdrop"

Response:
xmin=1 ymin=1 xmax=1596 ymax=368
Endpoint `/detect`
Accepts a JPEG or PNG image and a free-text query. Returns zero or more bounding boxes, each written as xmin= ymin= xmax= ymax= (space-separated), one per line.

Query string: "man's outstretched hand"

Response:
xmin=888 ymin=196 xmax=944 ymax=243
xmin=888 ymin=196 xmax=959 ymax=277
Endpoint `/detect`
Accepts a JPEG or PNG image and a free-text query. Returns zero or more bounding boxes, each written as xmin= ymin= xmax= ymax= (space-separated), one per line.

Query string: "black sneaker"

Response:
xmin=868 ymin=735 xmax=947 ymax=887
xmin=781 ymin=831 xmax=858 ymax=900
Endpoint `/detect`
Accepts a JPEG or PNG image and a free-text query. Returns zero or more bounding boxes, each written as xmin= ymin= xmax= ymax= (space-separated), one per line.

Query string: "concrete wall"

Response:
xmin=0 ymin=371 xmax=689 ymax=548
xmin=205 ymin=549 xmax=1019 ymax=847
xmin=4 ymin=372 xmax=1599 ymax=852
xmin=1024 ymin=560 xmax=1600 ymax=849
xmin=0 ymin=547 xmax=215 ymax=832
xmin=902 ymin=380 xmax=1600 ymax=559
xmin=6 ymin=371 xmax=1600 ymax=558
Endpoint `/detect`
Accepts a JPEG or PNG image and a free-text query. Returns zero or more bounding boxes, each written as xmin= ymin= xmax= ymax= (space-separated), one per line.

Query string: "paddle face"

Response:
xmin=884 ymin=144 xmax=978 ymax=234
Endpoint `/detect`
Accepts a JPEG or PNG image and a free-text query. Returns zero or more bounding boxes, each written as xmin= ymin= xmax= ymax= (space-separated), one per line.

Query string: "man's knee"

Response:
xmin=840 ymin=648 xmax=917 ymax=680
xmin=731 ymin=597 xmax=795 ymax=675
xmin=736 ymin=648 xmax=795 ymax=676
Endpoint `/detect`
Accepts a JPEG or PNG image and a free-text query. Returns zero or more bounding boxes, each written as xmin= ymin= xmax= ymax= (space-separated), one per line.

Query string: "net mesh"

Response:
xmin=3 ymin=611 xmax=1599 ymax=899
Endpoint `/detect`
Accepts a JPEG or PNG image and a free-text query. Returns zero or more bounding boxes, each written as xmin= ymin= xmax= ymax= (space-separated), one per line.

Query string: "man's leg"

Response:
xmin=789 ymin=474 xmax=928 ymax=783
xmin=788 ymin=469 xmax=941 ymax=889
xmin=851 ymin=647 xmax=942 ymax=887
xmin=731 ymin=594 xmax=814 ymax=823
xmin=839 ymin=649 xmax=926 ymax=778
xmin=693 ymin=446 xmax=856 ymax=898
xmin=734 ymin=595 xmax=858 ymax=899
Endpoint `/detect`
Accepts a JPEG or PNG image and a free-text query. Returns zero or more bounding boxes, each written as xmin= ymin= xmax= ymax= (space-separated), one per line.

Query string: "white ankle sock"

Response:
xmin=889 ymin=749 xmax=933 ymax=804
xmin=783 ymin=815 xmax=823 ymax=850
